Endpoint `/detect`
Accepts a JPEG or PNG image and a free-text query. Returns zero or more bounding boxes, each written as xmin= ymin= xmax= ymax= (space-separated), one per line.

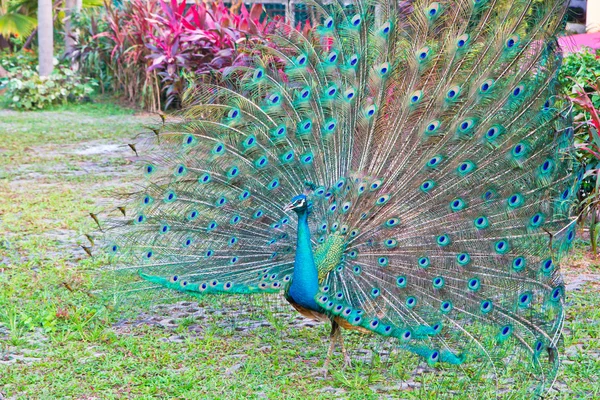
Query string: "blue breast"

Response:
xmin=288 ymin=210 xmax=321 ymax=311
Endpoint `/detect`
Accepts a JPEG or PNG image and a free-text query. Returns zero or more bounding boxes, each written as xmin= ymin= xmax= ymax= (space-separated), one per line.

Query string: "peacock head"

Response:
xmin=283 ymin=194 xmax=311 ymax=214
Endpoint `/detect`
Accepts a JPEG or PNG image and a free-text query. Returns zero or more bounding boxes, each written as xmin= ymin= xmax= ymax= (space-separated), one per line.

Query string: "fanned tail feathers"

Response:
xmin=92 ymin=0 xmax=578 ymax=394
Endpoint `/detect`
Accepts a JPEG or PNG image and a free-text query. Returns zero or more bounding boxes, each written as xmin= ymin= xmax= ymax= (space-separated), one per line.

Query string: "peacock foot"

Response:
xmin=308 ymin=366 xmax=329 ymax=378
xmin=343 ymin=353 xmax=352 ymax=369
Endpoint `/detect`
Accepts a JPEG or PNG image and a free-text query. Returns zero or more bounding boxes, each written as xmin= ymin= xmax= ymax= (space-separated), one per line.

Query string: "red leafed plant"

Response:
xmin=570 ymin=76 xmax=600 ymax=253
xmin=95 ymin=0 xmax=280 ymax=110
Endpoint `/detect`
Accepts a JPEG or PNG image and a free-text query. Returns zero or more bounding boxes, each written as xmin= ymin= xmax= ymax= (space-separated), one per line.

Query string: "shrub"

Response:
xmin=0 ymin=49 xmax=38 ymax=89
xmin=560 ymin=49 xmax=600 ymax=253
xmin=568 ymin=77 xmax=600 ymax=253
xmin=68 ymin=8 xmax=114 ymax=95
xmin=5 ymin=66 xmax=96 ymax=110
xmin=71 ymin=0 xmax=280 ymax=111
xmin=559 ymin=48 xmax=600 ymax=97
xmin=0 ymin=49 xmax=38 ymax=72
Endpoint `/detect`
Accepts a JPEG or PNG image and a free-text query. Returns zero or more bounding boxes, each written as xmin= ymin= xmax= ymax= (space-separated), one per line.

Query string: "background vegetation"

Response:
xmin=1 ymin=0 xmax=279 ymax=111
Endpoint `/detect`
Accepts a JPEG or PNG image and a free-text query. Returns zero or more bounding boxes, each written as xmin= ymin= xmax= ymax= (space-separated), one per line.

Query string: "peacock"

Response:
xmin=91 ymin=0 xmax=579 ymax=393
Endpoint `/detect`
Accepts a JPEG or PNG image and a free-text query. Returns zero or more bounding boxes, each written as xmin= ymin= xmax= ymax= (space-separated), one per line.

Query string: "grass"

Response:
xmin=0 ymin=101 xmax=599 ymax=399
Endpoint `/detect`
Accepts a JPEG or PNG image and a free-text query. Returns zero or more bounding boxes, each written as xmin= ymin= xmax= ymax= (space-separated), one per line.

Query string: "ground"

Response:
xmin=0 ymin=102 xmax=599 ymax=399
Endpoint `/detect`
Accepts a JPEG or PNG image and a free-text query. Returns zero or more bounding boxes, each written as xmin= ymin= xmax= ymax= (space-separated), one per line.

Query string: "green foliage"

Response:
xmin=0 ymin=11 xmax=35 ymax=38
xmin=1 ymin=47 xmax=36 ymax=66
xmin=559 ymin=48 xmax=600 ymax=97
xmin=0 ymin=0 xmax=36 ymax=38
xmin=560 ymin=49 xmax=600 ymax=253
xmin=68 ymin=8 xmax=112 ymax=94
xmin=4 ymin=65 xmax=96 ymax=110
xmin=0 ymin=48 xmax=36 ymax=82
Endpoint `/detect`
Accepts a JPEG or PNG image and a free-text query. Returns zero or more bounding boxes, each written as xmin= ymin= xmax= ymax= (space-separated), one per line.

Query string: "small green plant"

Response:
xmin=0 ymin=49 xmax=38 ymax=72
xmin=5 ymin=65 xmax=97 ymax=110
xmin=0 ymin=49 xmax=37 ymax=90
xmin=559 ymin=48 xmax=600 ymax=96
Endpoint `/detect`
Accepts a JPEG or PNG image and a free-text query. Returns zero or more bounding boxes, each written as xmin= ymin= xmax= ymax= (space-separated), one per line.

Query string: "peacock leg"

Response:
xmin=337 ymin=329 xmax=352 ymax=369
xmin=307 ymin=320 xmax=338 ymax=378
xmin=323 ymin=319 xmax=339 ymax=371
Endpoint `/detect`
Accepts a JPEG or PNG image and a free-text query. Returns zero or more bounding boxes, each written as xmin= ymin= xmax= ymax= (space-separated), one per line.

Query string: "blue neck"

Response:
xmin=288 ymin=210 xmax=320 ymax=311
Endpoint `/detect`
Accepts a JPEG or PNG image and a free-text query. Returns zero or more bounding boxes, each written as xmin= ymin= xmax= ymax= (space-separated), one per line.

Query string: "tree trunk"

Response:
xmin=23 ymin=28 xmax=38 ymax=49
xmin=64 ymin=0 xmax=77 ymax=57
xmin=38 ymin=0 xmax=54 ymax=77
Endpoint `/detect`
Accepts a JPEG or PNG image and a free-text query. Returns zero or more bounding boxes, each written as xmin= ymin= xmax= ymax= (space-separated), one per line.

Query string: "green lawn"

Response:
xmin=0 ymin=102 xmax=599 ymax=399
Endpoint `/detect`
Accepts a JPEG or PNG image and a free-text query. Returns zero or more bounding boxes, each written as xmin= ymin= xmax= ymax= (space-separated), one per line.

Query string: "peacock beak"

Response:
xmin=283 ymin=203 xmax=295 ymax=212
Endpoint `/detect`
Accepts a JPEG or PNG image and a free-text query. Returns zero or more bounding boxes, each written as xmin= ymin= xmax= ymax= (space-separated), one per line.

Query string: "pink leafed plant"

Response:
xmin=98 ymin=0 xmax=281 ymax=110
